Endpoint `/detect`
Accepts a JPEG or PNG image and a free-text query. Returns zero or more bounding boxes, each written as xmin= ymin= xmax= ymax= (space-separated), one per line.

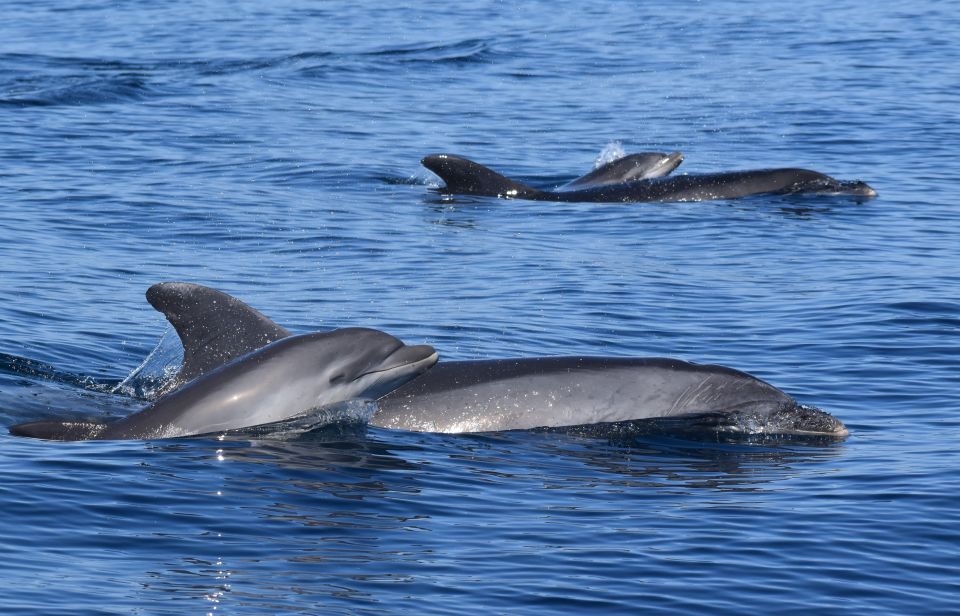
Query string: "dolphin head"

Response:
xmin=679 ymin=401 xmax=849 ymax=438
xmin=764 ymin=403 xmax=849 ymax=436
xmin=287 ymin=328 xmax=438 ymax=407
xmin=655 ymin=362 xmax=849 ymax=438
xmin=709 ymin=403 xmax=849 ymax=437
xmin=790 ymin=175 xmax=878 ymax=199
xmin=618 ymin=151 xmax=684 ymax=181
xmin=838 ymin=180 xmax=878 ymax=199
xmin=140 ymin=327 xmax=439 ymax=437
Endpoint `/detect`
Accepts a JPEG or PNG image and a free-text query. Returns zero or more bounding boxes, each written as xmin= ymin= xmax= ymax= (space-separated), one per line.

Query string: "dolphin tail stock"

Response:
xmin=421 ymin=154 xmax=541 ymax=198
xmin=9 ymin=420 xmax=109 ymax=441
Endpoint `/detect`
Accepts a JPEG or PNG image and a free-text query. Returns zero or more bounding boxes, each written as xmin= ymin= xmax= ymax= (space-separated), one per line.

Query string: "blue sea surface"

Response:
xmin=1 ymin=0 xmax=959 ymax=613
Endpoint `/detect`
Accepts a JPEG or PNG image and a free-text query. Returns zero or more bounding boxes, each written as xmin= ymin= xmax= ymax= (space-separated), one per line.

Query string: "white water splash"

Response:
xmin=112 ymin=328 xmax=183 ymax=399
xmin=234 ymin=399 xmax=378 ymax=441
xmin=593 ymin=140 xmax=627 ymax=168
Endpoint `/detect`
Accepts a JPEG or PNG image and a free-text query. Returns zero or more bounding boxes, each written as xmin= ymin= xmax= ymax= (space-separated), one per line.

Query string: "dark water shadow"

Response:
xmin=443 ymin=427 xmax=846 ymax=493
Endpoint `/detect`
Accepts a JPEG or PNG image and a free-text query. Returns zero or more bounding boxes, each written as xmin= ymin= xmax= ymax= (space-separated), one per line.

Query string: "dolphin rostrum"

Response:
xmin=422 ymin=153 xmax=877 ymax=202
xmin=9 ymin=283 xmax=438 ymax=440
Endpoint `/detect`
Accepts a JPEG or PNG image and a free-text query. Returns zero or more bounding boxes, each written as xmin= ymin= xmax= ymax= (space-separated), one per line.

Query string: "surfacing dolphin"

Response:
xmin=9 ymin=282 xmax=438 ymax=440
xmin=422 ymin=153 xmax=877 ymax=202
xmin=373 ymin=357 xmax=848 ymax=437
xmin=557 ymin=151 xmax=684 ymax=190
xmin=10 ymin=284 xmax=846 ymax=440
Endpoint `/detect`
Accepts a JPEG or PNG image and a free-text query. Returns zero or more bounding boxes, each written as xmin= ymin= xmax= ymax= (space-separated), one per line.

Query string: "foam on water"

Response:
xmin=593 ymin=140 xmax=628 ymax=168
xmin=112 ymin=328 xmax=183 ymax=400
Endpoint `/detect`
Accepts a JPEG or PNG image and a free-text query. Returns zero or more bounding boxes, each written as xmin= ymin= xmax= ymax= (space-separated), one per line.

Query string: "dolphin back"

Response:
xmin=553 ymin=168 xmax=877 ymax=202
xmin=374 ymin=356 xmax=847 ymax=437
xmin=374 ymin=357 xmax=794 ymax=432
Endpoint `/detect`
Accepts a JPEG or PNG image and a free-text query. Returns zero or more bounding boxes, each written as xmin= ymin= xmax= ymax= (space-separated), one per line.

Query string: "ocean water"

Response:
xmin=1 ymin=0 xmax=959 ymax=613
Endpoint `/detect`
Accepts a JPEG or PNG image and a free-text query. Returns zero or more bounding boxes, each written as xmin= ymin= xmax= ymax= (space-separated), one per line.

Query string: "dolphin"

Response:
xmin=558 ymin=151 xmax=684 ymax=191
xmin=9 ymin=283 xmax=438 ymax=440
xmin=421 ymin=153 xmax=877 ymax=202
xmin=372 ymin=357 xmax=848 ymax=437
xmin=9 ymin=284 xmax=846 ymax=440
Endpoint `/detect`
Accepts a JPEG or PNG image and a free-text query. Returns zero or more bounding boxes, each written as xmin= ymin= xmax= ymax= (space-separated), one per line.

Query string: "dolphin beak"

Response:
xmin=784 ymin=405 xmax=849 ymax=437
xmin=839 ymin=180 xmax=877 ymax=199
xmin=387 ymin=344 xmax=439 ymax=374
xmin=353 ymin=344 xmax=439 ymax=400
xmin=663 ymin=151 xmax=684 ymax=171
xmin=360 ymin=344 xmax=439 ymax=380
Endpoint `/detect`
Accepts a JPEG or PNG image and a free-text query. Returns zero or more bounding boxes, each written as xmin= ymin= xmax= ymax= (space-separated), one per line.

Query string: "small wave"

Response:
xmin=379 ymin=170 xmax=439 ymax=186
xmin=187 ymin=51 xmax=335 ymax=76
xmin=184 ymin=38 xmax=492 ymax=78
xmin=0 ymin=39 xmax=492 ymax=100
xmin=364 ymin=38 xmax=491 ymax=64
xmin=884 ymin=300 xmax=959 ymax=315
xmin=0 ymin=52 xmax=147 ymax=73
xmin=222 ymin=400 xmax=377 ymax=442
xmin=0 ymin=352 xmax=110 ymax=392
xmin=0 ymin=74 xmax=156 ymax=108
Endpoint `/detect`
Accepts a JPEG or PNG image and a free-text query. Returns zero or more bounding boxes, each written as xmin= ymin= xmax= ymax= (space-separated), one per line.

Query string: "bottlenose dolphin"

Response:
xmin=422 ymin=153 xmax=877 ymax=202
xmin=558 ymin=151 xmax=684 ymax=190
xmin=10 ymin=283 xmax=438 ymax=440
xmin=9 ymin=284 xmax=846 ymax=440
xmin=373 ymin=357 xmax=847 ymax=437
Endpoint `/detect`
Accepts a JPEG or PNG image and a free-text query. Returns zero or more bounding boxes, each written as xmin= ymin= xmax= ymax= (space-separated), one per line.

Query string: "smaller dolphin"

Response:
xmin=422 ymin=153 xmax=877 ymax=202
xmin=10 ymin=283 xmax=438 ymax=440
xmin=558 ymin=151 xmax=684 ymax=190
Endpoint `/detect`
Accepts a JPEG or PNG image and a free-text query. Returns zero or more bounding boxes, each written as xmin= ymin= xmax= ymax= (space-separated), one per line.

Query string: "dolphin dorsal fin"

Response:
xmin=421 ymin=154 xmax=540 ymax=198
xmin=146 ymin=282 xmax=291 ymax=391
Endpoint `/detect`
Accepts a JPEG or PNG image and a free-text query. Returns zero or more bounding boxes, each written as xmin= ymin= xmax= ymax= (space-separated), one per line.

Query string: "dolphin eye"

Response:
xmin=329 ymin=373 xmax=346 ymax=384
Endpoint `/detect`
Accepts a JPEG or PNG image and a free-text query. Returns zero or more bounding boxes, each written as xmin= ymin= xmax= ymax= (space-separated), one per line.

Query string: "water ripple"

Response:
xmin=1 ymin=0 xmax=959 ymax=613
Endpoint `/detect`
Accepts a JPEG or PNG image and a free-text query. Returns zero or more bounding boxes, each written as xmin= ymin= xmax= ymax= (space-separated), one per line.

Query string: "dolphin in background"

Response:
xmin=9 ymin=283 xmax=438 ymax=440
xmin=421 ymin=153 xmax=877 ymax=202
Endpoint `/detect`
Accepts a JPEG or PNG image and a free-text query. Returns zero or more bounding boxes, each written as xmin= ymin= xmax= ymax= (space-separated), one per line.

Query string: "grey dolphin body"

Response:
xmin=557 ymin=152 xmax=684 ymax=190
xmin=373 ymin=357 xmax=847 ymax=437
xmin=422 ymin=154 xmax=877 ymax=202
xmin=10 ymin=283 xmax=438 ymax=440
xmin=143 ymin=281 xmax=293 ymax=396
